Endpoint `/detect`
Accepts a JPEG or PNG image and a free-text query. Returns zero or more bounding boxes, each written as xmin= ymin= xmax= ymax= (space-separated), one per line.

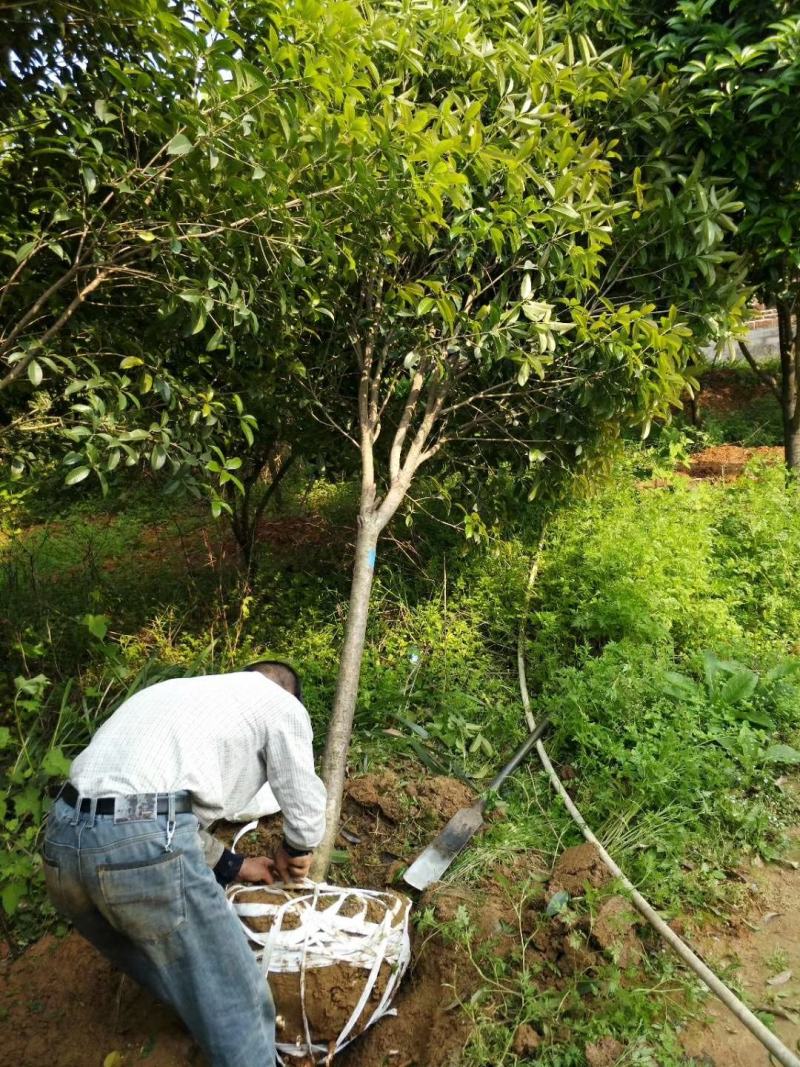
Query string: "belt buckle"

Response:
xmin=114 ymin=793 xmax=158 ymax=823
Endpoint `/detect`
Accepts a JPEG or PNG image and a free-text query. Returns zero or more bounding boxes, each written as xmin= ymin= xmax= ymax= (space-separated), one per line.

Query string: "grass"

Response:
xmin=2 ymin=410 xmax=800 ymax=1060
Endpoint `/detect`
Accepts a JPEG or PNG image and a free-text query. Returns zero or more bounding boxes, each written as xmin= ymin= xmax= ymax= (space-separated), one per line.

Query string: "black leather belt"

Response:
xmin=59 ymin=782 xmax=192 ymax=816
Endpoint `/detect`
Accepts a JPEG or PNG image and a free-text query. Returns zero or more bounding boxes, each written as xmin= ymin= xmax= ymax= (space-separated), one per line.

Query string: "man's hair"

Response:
xmin=244 ymin=660 xmax=303 ymax=702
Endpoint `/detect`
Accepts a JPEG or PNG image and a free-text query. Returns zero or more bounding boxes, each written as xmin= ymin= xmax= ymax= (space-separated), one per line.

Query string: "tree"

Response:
xmin=588 ymin=1 xmax=800 ymax=466
xmin=0 ymin=1 xmax=375 ymax=508
xmin=2 ymin=1 xmax=745 ymax=880
xmin=307 ymin=0 xmax=744 ymax=875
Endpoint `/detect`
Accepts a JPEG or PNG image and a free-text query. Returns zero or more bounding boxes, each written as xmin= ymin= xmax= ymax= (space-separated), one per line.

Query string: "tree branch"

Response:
xmin=388 ymin=357 xmax=428 ymax=482
xmin=0 ymin=269 xmax=110 ymax=391
xmin=738 ymin=339 xmax=780 ymax=401
xmin=0 ymin=262 xmax=83 ymax=356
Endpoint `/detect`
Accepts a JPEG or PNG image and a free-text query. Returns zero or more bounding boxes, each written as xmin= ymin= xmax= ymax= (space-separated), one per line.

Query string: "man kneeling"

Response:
xmin=42 ymin=661 xmax=327 ymax=1067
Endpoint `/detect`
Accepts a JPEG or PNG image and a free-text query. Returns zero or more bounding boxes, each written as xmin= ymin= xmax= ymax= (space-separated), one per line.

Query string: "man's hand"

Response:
xmin=274 ymin=845 xmax=313 ymax=883
xmin=238 ymin=856 xmax=276 ymax=884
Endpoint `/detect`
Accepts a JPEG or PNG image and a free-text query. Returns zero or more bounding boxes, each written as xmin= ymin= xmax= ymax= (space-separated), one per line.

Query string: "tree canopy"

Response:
xmin=1 ymin=0 xmax=758 ymax=873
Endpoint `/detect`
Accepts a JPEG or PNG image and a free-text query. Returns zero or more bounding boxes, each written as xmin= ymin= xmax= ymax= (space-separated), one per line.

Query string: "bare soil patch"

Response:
xmin=680 ymin=444 xmax=782 ymax=480
xmin=680 ymin=834 xmax=800 ymax=1065
xmin=697 ymin=369 xmax=773 ymax=416
xmin=0 ymin=931 xmax=203 ymax=1067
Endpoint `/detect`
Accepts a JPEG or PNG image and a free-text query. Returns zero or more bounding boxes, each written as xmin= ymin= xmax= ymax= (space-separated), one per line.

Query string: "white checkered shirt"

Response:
xmin=69 ymin=672 xmax=327 ymax=859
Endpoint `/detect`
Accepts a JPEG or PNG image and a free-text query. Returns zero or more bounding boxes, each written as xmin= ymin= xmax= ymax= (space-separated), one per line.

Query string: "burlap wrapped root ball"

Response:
xmin=228 ymin=881 xmax=411 ymax=1061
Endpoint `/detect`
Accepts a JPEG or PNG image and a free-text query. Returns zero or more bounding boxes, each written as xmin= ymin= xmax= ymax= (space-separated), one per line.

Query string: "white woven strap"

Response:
xmin=226 ymin=826 xmax=411 ymax=1064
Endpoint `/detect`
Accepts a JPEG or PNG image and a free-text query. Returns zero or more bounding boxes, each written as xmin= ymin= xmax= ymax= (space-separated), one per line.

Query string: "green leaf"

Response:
xmin=94 ymin=99 xmax=116 ymax=123
xmin=27 ymin=360 xmax=43 ymax=387
xmin=733 ymin=708 xmax=773 ymax=728
xmin=41 ymin=747 xmax=72 ymax=778
xmin=82 ymin=166 xmax=97 ymax=194
xmin=662 ymin=672 xmax=700 ymax=701
xmin=82 ymin=613 xmax=109 ymax=639
xmin=703 ymin=651 xmax=722 ymax=696
xmin=65 ymin=466 xmax=91 ymax=485
xmin=120 ymin=356 xmax=144 ymax=370
xmin=2 ymin=882 xmax=26 ymax=916
xmin=15 ymin=239 xmax=36 ymax=263
xmin=718 ymin=670 xmax=759 ymax=706
xmin=546 ymin=890 xmax=570 ymax=917
xmin=166 ymin=133 xmax=193 ymax=157
xmin=764 ymin=744 xmax=800 ymax=765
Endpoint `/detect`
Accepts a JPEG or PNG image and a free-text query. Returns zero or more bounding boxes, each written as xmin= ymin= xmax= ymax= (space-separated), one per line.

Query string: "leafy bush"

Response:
xmin=2 ymin=453 xmax=800 ymax=942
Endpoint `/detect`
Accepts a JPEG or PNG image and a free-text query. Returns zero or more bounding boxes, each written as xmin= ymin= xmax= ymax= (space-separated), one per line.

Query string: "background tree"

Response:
xmin=0 ymin=1 xmax=373 ymax=508
xmin=582 ymin=0 xmax=800 ymax=466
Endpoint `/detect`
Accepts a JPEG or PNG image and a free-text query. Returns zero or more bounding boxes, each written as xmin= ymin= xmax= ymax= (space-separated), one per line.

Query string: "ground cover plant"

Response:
xmin=3 ymin=425 xmax=800 ymax=1060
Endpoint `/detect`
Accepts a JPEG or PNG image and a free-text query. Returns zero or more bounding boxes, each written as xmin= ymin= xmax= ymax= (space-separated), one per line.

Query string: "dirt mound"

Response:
xmin=681 ymin=444 xmax=782 ymax=480
xmin=591 ymin=895 xmax=641 ymax=966
xmin=0 ymin=932 xmax=202 ymax=1066
xmin=548 ymin=842 xmax=611 ymax=898
xmin=586 ymin=1036 xmax=625 ymax=1066
xmin=345 ymin=772 xmax=474 ymax=825
xmin=218 ymin=769 xmax=476 ymax=891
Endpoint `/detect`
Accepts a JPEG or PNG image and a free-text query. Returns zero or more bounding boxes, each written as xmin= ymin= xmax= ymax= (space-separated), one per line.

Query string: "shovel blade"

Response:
xmin=403 ymin=802 xmax=485 ymax=891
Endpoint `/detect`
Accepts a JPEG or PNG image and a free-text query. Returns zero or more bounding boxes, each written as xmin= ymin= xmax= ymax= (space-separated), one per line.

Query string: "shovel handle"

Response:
xmin=485 ymin=716 xmax=551 ymax=794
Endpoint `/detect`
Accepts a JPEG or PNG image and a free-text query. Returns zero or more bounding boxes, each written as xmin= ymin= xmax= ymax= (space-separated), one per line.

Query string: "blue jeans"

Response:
xmin=43 ymin=797 xmax=276 ymax=1067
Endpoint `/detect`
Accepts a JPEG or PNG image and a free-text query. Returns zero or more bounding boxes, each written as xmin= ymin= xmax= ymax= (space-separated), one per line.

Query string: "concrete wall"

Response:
xmin=702 ymin=307 xmax=782 ymax=363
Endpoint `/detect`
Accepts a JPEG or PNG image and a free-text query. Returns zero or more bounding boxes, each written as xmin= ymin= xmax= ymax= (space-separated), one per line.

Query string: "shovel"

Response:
xmin=403 ymin=716 xmax=551 ymax=891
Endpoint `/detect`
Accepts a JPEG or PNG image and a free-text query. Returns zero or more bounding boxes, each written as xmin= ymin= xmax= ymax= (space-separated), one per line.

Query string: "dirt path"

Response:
xmin=681 ymin=835 xmax=800 ymax=1064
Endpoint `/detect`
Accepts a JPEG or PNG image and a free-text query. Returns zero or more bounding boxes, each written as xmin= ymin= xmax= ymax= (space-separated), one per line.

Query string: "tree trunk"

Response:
xmin=785 ymin=430 xmax=800 ymax=469
xmin=312 ymin=512 xmax=380 ymax=879
xmin=777 ymin=300 xmax=800 ymax=470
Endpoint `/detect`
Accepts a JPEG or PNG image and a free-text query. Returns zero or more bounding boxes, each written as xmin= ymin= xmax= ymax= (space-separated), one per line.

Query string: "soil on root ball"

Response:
xmin=233 ymin=885 xmax=409 ymax=1048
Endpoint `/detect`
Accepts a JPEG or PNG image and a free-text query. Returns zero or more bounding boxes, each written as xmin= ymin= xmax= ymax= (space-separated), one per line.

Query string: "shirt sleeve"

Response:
xmin=198 ymin=828 xmax=246 ymax=886
xmin=198 ymin=827 xmax=225 ymax=867
xmin=263 ymin=699 xmax=327 ymax=851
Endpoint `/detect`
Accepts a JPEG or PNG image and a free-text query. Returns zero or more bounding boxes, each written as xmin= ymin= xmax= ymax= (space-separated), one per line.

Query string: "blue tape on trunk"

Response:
xmin=368 ymin=548 xmax=377 ymax=568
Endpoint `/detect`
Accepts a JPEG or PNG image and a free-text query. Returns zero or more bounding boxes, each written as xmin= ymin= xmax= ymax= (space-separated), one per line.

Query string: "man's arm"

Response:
xmin=199 ymin=827 xmax=225 ymax=867
xmin=198 ymin=827 xmax=274 ymax=886
xmin=263 ymin=697 xmax=327 ymax=854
